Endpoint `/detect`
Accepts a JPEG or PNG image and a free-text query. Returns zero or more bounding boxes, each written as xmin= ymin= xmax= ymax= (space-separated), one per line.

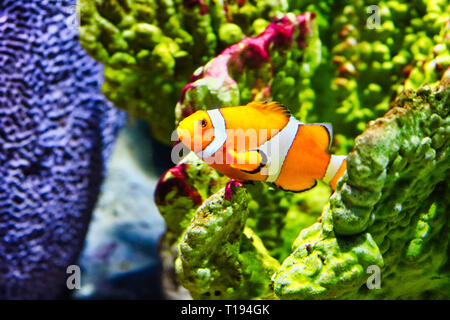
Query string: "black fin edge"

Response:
xmin=258 ymin=101 xmax=292 ymax=116
xmin=240 ymin=150 xmax=267 ymax=175
xmin=275 ymin=180 xmax=318 ymax=193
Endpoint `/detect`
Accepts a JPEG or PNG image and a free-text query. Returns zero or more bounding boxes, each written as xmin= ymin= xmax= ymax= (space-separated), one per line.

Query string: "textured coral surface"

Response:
xmin=273 ymin=80 xmax=449 ymax=299
xmin=0 ymin=0 xmax=124 ymax=299
xmin=289 ymin=0 xmax=450 ymax=141
xmin=78 ymin=0 xmax=289 ymax=143
xmin=156 ymin=79 xmax=449 ymax=300
xmin=79 ymin=0 xmax=449 ymax=148
xmin=73 ymin=0 xmax=450 ymax=300
xmin=176 ymin=183 xmax=280 ymax=300
xmin=152 ymin=0 xmax=449 ymax=298
xmin=176 ymin=12 xmax=320 ymax=123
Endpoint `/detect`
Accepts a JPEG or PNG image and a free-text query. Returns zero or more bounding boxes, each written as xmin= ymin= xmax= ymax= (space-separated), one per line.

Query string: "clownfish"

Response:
xmin=176 ymin=101 xmax=347 ymax=192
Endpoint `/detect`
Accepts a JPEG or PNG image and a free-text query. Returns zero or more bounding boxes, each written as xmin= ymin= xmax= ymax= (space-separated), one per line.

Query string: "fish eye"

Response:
xmin=201 ymin=119 xmax=207 ymax=128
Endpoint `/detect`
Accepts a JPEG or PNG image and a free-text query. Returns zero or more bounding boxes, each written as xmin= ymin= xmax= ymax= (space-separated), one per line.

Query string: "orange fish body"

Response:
xmin=177 ymin=101 xmax=347 ymax=192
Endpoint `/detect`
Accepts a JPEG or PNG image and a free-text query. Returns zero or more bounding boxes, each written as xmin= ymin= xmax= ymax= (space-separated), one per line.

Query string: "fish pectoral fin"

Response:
xmin=228 ymin=149 xmax=264 ymax=173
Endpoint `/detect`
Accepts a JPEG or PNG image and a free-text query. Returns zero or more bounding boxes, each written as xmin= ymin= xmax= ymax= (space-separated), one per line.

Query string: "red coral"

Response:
xmin=178 ymin=12 xmax=316 ymax=117
xmin=224 ymin=180 xmax=244 ymax=201
xmin=154 ymin=163 xmax=203 ymax=207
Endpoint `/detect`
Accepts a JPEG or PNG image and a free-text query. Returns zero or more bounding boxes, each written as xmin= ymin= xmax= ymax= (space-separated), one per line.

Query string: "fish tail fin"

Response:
xmin=322 ymin=155 xmax=347 ymax=191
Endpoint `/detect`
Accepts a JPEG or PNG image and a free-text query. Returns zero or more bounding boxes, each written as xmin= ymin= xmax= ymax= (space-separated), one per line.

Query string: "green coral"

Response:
xmin=176 ymin=186 xmax=280 ymax=299
xmin=175 ymin=0 xmax=449 ymax=154
xmin=82 ymin=0 xmax=450 ymax=300
xmin=156 ymin=79 xmax=449 ymax=299
xmin=288 ymin=0 xmax=450 ymax=149
xmin=79 ymin=0 xmax=449 ymax=149
xmin=404 ymin=19 xmax=450 ymax=90
xmin=176 ymin=12 xmax=322 ymax=127
xmin=274 ymin=217 xmax=384 ymax=299
xmin=274 ymin=80 xmax=449 ymax=299
xmin=78 ymin=0 xmax=288 ymax=143
xmin=153 ymin=1 xmax=449 ymax=299
xmin=155 ymin=152 xmax=228 ymax=238
xmin=245 ymin=181 xmax=331 ymax=262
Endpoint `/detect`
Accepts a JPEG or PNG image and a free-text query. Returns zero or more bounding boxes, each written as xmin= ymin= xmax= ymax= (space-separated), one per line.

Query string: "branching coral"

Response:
xmin=154 ymin=152 xmax=228 ymax=297
xmin=155 ymin=15 xmax=326 ymax=297
xmin=0 ymin=0 xmax=124 ymax=299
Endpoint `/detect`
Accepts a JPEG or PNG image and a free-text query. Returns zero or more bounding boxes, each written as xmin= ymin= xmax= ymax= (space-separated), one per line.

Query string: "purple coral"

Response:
xmin=0 ymin=0 xmax=124 ymax=299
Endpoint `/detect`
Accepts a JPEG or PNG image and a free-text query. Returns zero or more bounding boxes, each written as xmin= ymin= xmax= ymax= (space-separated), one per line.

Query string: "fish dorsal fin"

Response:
xmin=247 ymin=101 xmax=291 ymax=118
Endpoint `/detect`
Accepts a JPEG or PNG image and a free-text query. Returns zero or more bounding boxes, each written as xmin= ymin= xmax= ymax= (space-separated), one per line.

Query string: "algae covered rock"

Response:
xmin=245 ymin=181 xmax=331 ymax=262
xmin=78 ymin=0 xmax=289 ymax=143
xmin=273 ymin=79 xmax=449 ymax=299
xmin=79 ymin=0 xmax=449 ymax=150
xmin=151 ymin=0 xmax=449 ymax=299
xmin=273 ymin=217 xmax=384 ymax=299
xmin=155 ymin=152 xmax=228 ymax=238
xmin=175 ymin=0 xmax=449 ymax=154
xmin=175 ymin=181 xmax=280 ymax=300
xmin=155 ymin=153 xmax=329 ymax=298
